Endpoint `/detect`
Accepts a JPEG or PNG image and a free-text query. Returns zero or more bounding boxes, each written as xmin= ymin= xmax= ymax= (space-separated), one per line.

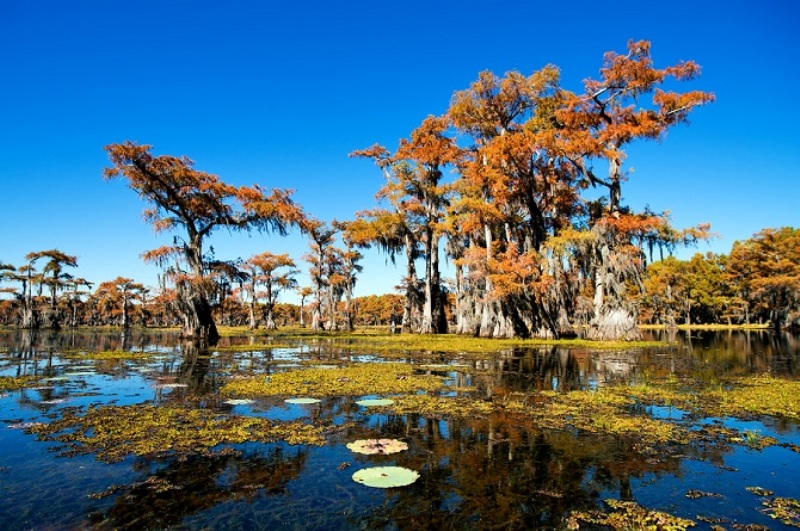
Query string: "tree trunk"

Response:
xmin=121 ymin=297 xmax=129 ymax=329
xmin=402 ymin=234 xmax=418 ymax=333
xmin=176 ymin=279 xmax=219 ymax=344
xmin=587 ymin=230 xmax=642 ymax=341
xmin=421 ymin=232 xmax=445 ymax=334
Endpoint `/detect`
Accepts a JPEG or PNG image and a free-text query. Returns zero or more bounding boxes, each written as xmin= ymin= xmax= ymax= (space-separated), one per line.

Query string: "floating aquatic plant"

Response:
xmin=355 ymin=398 xmax=394 ymax=407
xmin=346 ymin=439 xmax=407 ymax=455
xmin=285 ymin=397 xmax=321 ymax=405
xmin=223 ymin=399 xmax=254 ymax=406
xmin=62 ymin=350 xmax=157 ymax=360
xmin=351 ymin=466 xmax=419 ymax=488
xmin=213 ymin=343 xmax=292 ymax=352
xmin=153 ymin=383 xmax=188 ymax=389
xmin=737 ymin=429 xmax=778 ymax=450
xmin=221 ymin=363 xmax=445 ymax=398
xmin=533 ymin=390 xmax=690 ymax=445
xmin=26 ymin=404 xmax=326 ymax=462
xmin=391 ymin=395 xmax=495 ymax=418
xmin=760 ymin=496 xmax=800 ymax=527
xmin=703 ymin=376 xmax=800 ymax=421
xmin=0 ymin=376 xmax=40 ymax=390
xmin=567 ymin=499 xmax=696 ymax=530
xmin=746 ymin=486 xmax=775 ymax=497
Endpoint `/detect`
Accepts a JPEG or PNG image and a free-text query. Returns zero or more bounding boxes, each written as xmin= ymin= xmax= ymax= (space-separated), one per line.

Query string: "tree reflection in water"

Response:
xmin=88 ymin=446 xmax=309 ymax=529
xmin=0 ymin=329 xmax=798 ymax=529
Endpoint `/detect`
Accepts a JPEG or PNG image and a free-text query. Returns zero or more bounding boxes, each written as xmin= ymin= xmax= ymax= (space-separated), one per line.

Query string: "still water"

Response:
xmin=0 ymin=329 xmax=798 ymax=530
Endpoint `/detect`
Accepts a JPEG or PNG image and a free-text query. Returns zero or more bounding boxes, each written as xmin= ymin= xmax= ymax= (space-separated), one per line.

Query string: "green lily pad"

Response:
xmin=355 ymin=398 xmax=394 ymax=407
xmin=347 ymin=439 xmax=408 ymax=455
xmin=285 ymin=397 xmax=321 ymax=405
xmin=352 ymin=466 xmax=419 ymax=488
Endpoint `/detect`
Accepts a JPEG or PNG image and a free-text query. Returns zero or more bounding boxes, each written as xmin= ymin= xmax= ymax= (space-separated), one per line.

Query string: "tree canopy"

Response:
xmin=104 ymin=142 xmax=305 ymax=343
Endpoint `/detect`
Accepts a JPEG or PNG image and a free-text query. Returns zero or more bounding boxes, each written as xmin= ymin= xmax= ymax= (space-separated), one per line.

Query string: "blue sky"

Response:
xmin=1 ymin=1 xmax=798 ymax=301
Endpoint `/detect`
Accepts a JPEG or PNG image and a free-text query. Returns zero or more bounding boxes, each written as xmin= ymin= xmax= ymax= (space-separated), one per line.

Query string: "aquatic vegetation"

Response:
xmin=614 ymin=381 xmax=699 ymax=412
xmin=89 ymin=476 xmax=182 ymax=499
xmin=284 ymin=397 xmax=321 ymax=405
xmin=213 ymin=343 xmax=293 ymax=352
xmin=760 ymin=496 xmax=800 ymax=527
xmin=0 ymin=375 xmax=40 ymax=390
xmin=224 ymin=399 xmax=254 ymax=406
xmin=322 ymin=333 xmax=664 ymax=355
xmin=218 ymin=326 xmax=664 ymax=352
xmin=737 ymin=429 xmax=779 ymax=450
xmin=568 ymin=499 xmax=696 ymax=530
xmin=685 ymin=489 xmax=723 ymax=499
xmin=355 ymin=398 xmax=394 ymax=407
xmin=746 ymin=486 xmax=775 ymax=497
xmin=153 ymin=383 xmax=189 ymax=389
xmin=62 ymin=350 xmax=158 ymax=360
xmin=346 ymin=439 xmax=408 ymax=455
xmin=221 ymin=363 xmax=445 ymax=398
xmin=533 ymin=390 xmax=690 ymax=445
xmin=26 ymin=404 xmax=326 ymax=462
xmin=703 ymin=376 xmax=800 ymax=421
xmin=351 ymin=466 xmax=420 ymax=488
xmin=391 ymin=394 xmax=498 ymax=418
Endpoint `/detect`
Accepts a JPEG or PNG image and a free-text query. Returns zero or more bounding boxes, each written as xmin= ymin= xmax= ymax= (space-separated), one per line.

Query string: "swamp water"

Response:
xmin=0 ymin=329 xmax=799 ymax=530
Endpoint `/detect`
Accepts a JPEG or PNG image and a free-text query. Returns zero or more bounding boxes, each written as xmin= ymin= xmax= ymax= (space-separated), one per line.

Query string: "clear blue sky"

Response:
xmin=2 ymin=0 xmax=798 ymax=301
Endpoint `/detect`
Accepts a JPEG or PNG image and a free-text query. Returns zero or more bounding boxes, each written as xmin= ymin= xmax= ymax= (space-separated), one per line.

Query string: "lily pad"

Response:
xmin=347 ymin=439 xmax=408 ymax=455
xmin=224 ymin=399 xmax=254 ymax=406
xmin=285 ymin=397 xmax=321 ymax=405
xmin=355 ymin=398 xmax=394 ymax=407
xmin=154 ymin=383 xmax=188 ymax=389
xmin=352 ymin=466 xmax=419 ymax=488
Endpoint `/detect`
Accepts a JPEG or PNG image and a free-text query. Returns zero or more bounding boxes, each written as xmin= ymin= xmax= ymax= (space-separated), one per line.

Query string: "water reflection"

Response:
xmin=87 ymin=446 xmax=309 ymax=529
xmin=0 ymin=329 xmax=798 ymax=529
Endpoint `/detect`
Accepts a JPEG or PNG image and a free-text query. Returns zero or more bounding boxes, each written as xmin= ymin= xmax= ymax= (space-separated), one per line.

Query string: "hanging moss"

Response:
xmin=26 ymin=404 xmax=326 ymax=462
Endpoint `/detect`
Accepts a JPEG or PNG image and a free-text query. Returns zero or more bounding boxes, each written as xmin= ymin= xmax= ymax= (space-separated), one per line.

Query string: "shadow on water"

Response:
xmin=0 ymin=329 xmax=798 ymax=529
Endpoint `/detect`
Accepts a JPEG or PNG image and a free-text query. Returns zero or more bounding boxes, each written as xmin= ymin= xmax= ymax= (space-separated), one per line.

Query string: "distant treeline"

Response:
xmin=639 ymin=227 xmax=799 ymax=329
xmin=2 ymin=226 xmax=798 ymax=331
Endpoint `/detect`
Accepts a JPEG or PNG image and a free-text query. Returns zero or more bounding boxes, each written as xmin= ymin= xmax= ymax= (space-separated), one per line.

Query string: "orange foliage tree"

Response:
xmin=104 ymin=142 xmax=305 ymax=343
xmin=93 ymin=277 xmax=147 ymax=329
xmin=352 ymin=40 xmax=713 ymax=340
xmin=554 ymin=40 xmax=715 ymax=339
xmin=243 ymin=251 xmax=298 ymax=330
xmin=727 ymin=227 xmax=800 ymax=330
xmin=351 ymin=115 xmax=459 ymax=333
